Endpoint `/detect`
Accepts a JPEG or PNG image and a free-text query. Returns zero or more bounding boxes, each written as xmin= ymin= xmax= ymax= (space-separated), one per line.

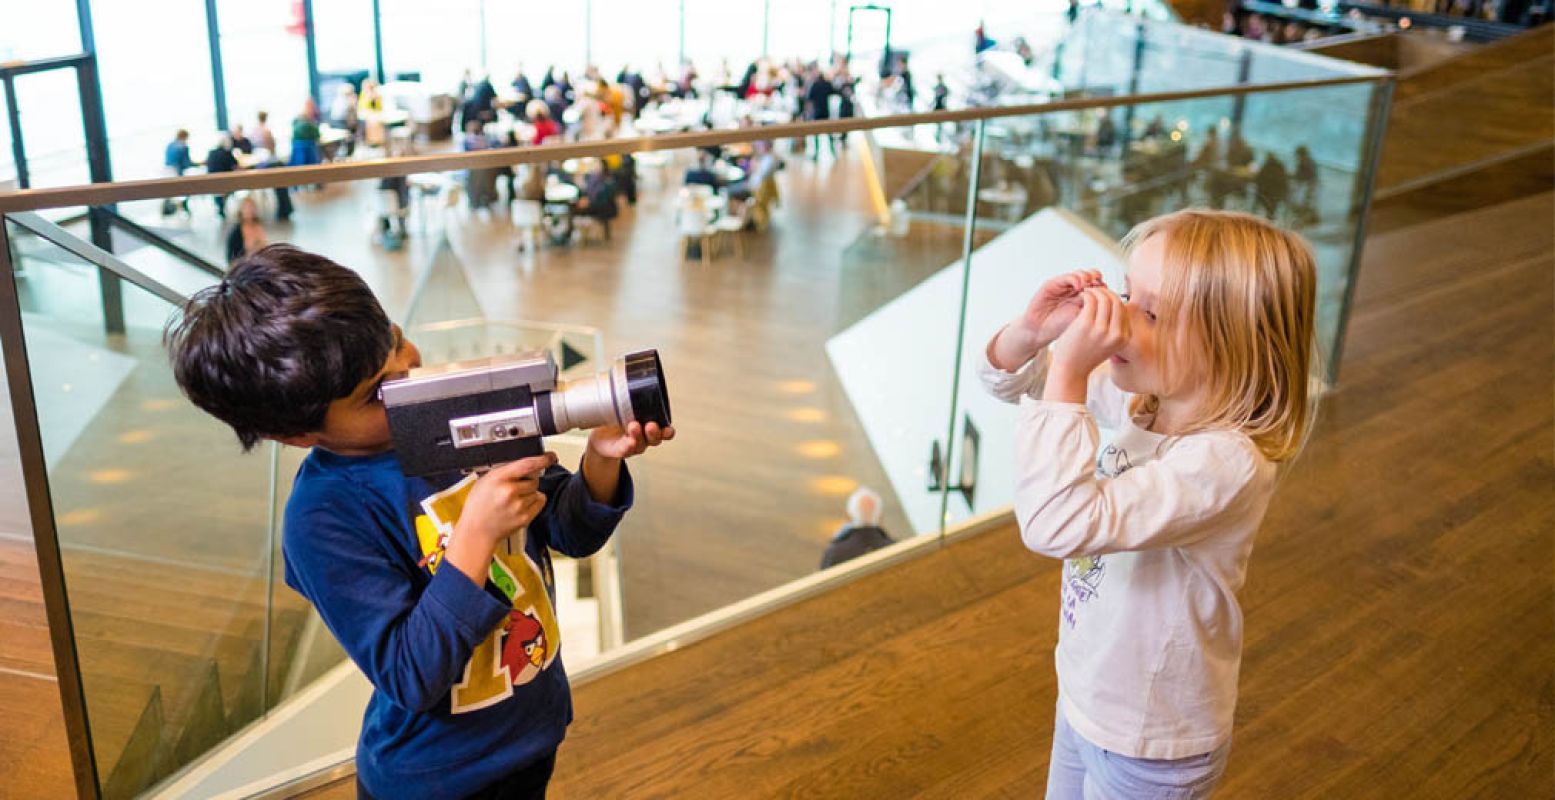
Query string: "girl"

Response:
xmin=981 ymin=209 xmax=1317 ymax=798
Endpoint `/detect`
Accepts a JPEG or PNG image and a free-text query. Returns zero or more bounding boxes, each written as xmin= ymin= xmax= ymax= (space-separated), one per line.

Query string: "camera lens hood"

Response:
xmin=623 ymin=349 xmax=671 ymax=428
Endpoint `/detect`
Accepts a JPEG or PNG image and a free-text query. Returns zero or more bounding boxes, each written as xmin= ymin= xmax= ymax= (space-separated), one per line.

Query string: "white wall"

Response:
xmin=825 ymin=208 xmax=1126 ymax=535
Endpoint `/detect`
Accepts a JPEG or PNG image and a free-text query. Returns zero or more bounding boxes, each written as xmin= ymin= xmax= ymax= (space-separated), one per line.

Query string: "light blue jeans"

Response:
xmin=1044 ymin=708 xmax=1231 ymax=799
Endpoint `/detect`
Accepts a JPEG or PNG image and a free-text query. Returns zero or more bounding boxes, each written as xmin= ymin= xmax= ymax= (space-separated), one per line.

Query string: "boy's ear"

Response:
xmin=272 ymin=433 xmax=319 ymax=449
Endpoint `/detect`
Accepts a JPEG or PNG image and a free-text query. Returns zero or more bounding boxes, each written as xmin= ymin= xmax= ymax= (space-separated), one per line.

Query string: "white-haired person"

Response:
xmin=982 ymin=208 xmax=1317 ymax=798
xmin=819 ymin=486 xmax=895 ymax=569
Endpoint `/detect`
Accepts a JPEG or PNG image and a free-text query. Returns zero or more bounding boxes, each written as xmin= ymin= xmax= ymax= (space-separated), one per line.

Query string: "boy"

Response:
xmin=167 ymin=245 xmax=673 ymax=799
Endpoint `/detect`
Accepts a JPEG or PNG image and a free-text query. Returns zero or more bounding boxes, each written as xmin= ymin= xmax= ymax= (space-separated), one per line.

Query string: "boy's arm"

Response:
xmin=285 ymin=483 xmax=510 ymax=713
xmin=536 ymin=460 xmax=634 ymax=558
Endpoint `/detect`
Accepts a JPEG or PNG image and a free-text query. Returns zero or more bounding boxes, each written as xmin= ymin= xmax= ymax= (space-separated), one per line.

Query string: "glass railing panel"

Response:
xmin=3 ymin=220 xmax=279 ymax=799
xmin=151 ymin=127 xmax=977 ymax=781
xmin=957 ymin=81 xmax=1381 ymax=519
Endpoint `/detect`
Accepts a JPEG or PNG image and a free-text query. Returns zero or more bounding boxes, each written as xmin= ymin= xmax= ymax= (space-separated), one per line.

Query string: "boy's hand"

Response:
xmin=992 ymin=270 xmax=1105 ymax=370
xmin=586 ymin=421 xmax=675 ymax=460
xmin=455 ymin=453 xmax=557 ymax=545
xmin=1047 ymin=288 xmax=1129 ymax=402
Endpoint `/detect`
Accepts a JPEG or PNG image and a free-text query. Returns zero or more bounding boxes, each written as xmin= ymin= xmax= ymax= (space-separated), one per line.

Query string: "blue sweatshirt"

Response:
xmin=282 ymin=448 xmax=632 ymax=799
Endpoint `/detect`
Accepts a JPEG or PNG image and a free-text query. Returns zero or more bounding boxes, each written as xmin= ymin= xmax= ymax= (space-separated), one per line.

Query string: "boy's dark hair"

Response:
xmin=166 ymin=244 xmax=393 ymax=450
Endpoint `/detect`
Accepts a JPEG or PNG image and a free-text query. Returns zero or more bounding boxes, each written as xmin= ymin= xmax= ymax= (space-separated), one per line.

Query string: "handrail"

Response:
xmin=98 ymin=207 xmax=226 ymax=278
xmin=7 ymin=212 xmax=190 ymax=306
xmin=0 ymin=73 xmax=1390 ymax=215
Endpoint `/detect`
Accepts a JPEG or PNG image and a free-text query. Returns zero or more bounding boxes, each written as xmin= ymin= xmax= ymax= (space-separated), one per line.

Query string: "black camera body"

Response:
xmin=381 ymin=349 xmax=670 ymax=477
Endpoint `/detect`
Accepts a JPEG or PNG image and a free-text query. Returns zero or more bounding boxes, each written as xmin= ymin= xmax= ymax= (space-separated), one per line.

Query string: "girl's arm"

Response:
xmin=979 ymin=331 xmax=1130 ymax=429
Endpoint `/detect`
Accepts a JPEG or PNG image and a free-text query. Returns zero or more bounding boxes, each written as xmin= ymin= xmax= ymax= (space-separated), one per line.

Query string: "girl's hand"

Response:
xmin=1051 ymin=287 xmax=1130 ymax=377
xmin=1018 ymin=269 xmax=1106 ymax=345
xmin=587 ymin=421 xmax=675 ymax=460
xmin=991 ymin=270 xmax=1106 ymax=371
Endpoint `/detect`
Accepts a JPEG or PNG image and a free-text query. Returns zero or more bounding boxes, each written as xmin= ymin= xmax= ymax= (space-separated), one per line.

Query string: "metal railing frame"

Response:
xmin=0 ymin=67 xmax=1393 ymax=800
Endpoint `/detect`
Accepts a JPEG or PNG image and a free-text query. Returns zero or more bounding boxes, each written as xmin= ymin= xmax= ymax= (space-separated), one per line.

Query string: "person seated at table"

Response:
xmin=541 ymin=87 xmax=569 ymax=131
xmin=461 ymin=119 xmax=491 ymax=152
xmin=617 ymin=65 xmax=649 ymax=113
xmin=684 ymin=151 xmax=723 ymax=190
xmin=726 ymin=140 xmax=777 ymax=206
xmin=230 ymin=125 xmax=254 ymax=155
xmin=574 ymin=163 xmax=620 ymax=235
xmin=1254 ymin=152 xmax=1290 ymax=220
xmin=462 ymin=73 xmax=498 ymax=127
xmin=512 ymin=65 xmax=534 ymax=118
xmin=205 ymin=134 xmax=240 ymax=217
xmin=528 ymin=100 xmax=562 ymax=145
xmin=358 ymin=78 xmax=384 ymax=115
xmin=1225 ymin=128 xmax=1255 ymax=170
xmin=225 ymin=192 xmax=267 ymax=264
xmin=591 ymin=151 xmax=637 ymax=206
xmin=329 ymin=84 xmax=360 ymax=156
xmin=575 ymin=90 xmax=615 ymax=141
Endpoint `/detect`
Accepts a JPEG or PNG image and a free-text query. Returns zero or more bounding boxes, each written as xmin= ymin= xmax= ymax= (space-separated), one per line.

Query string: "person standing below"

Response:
xmin=802 ymin=63 xmax=835 ymax=159
xmin=161 ymin=129 xmax=195 ymax=216
xmin=981 ymin=209 xmax=1317 ymax=799
xmin=224 ymin=192 xmax=267 ymax=264
xmin=253 ymin=111 xmax=278 ymax=157
xmin=527 ymin=100 xmax=561 ymax=146
xmin=290 ymin=103 xmax=323 ymax=167
xmin=205 ymin=134 xmax=240 ymax=217
xmin=248 ymin=110 xmax=294 ymax=221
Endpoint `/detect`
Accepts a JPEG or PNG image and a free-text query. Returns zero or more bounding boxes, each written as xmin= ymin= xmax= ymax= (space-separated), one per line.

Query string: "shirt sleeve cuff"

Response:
xmin=425 ymin=564 xmax=511 ymax=643
xmin=566 ymin=458 xmax=634 ymax=523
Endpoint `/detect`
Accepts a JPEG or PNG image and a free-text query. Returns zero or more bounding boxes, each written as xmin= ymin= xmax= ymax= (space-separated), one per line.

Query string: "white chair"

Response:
xmin=712 ymin=212 xmax=748 ymax=259
xmin=676 ymin=203 xmax=718 ymax=266
xmin=511 ymin=199 xmax=543 ymax=252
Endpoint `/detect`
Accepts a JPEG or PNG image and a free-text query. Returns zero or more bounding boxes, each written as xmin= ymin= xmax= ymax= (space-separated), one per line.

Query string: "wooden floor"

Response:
xmin=305 ymin=191 xmax=1554 ymax=799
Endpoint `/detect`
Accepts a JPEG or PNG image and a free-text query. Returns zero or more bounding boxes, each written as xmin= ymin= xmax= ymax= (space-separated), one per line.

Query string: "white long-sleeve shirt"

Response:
xmin=980 ymin=344 xmax=1278 ymax=760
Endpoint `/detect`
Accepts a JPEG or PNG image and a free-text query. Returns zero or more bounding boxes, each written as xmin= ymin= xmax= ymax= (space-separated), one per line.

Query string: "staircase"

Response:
xmin=26 ymin=543 xmax=313 ymax=799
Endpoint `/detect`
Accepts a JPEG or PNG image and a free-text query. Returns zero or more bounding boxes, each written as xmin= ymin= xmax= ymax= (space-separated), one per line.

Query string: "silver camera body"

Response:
xmin=381 ymin=349 xmax=670 ymax=477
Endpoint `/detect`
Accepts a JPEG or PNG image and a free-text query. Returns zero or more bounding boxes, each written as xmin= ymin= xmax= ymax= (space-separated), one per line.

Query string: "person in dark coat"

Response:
xmin=205 ymin=135 xmax=240 ymax=217
xmin=820 ymin=487 xmax=895 ymax=569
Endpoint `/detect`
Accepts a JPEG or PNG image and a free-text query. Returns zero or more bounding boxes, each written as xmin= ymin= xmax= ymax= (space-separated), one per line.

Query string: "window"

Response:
xmin=93 ymin=0 xmax=218 ymax=182
xmin=218 ymin=0 xmax=311 ymax=140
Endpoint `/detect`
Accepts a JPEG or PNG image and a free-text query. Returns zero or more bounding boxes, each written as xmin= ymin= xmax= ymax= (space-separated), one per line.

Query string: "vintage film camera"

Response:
xmin=380 ymin=349 xmax=671 ymax=477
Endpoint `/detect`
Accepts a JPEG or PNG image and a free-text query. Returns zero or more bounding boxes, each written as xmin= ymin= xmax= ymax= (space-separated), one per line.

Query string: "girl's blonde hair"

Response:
xmin=1120 ymin=209 xmax=1317 ymax=462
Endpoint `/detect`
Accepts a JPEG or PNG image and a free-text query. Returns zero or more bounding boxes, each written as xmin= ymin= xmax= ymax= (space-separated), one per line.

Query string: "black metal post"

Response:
xmin=0 ymin=217 xmax=105 ymax=800
xmin=1230 ymin=48 xmax=1252 ymax=128
xmin=372 ymin=0 xmax=385 ymax=83
xmin=303 ymin=0 xmax=321 ymax=107
xmin=1121 ymin=22 xmax=1146 ymax=152
xmin=205 ymin=0 xmax=229 ymax=131
xmin=74 ymin=58 xmax=123 ymax=334
xmin=3 ymin=77 xmax=28 ymax=190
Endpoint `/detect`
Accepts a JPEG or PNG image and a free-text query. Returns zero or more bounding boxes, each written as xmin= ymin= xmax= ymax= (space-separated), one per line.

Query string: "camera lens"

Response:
xmin=623 ymin=349 xmax=671 ymax=427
